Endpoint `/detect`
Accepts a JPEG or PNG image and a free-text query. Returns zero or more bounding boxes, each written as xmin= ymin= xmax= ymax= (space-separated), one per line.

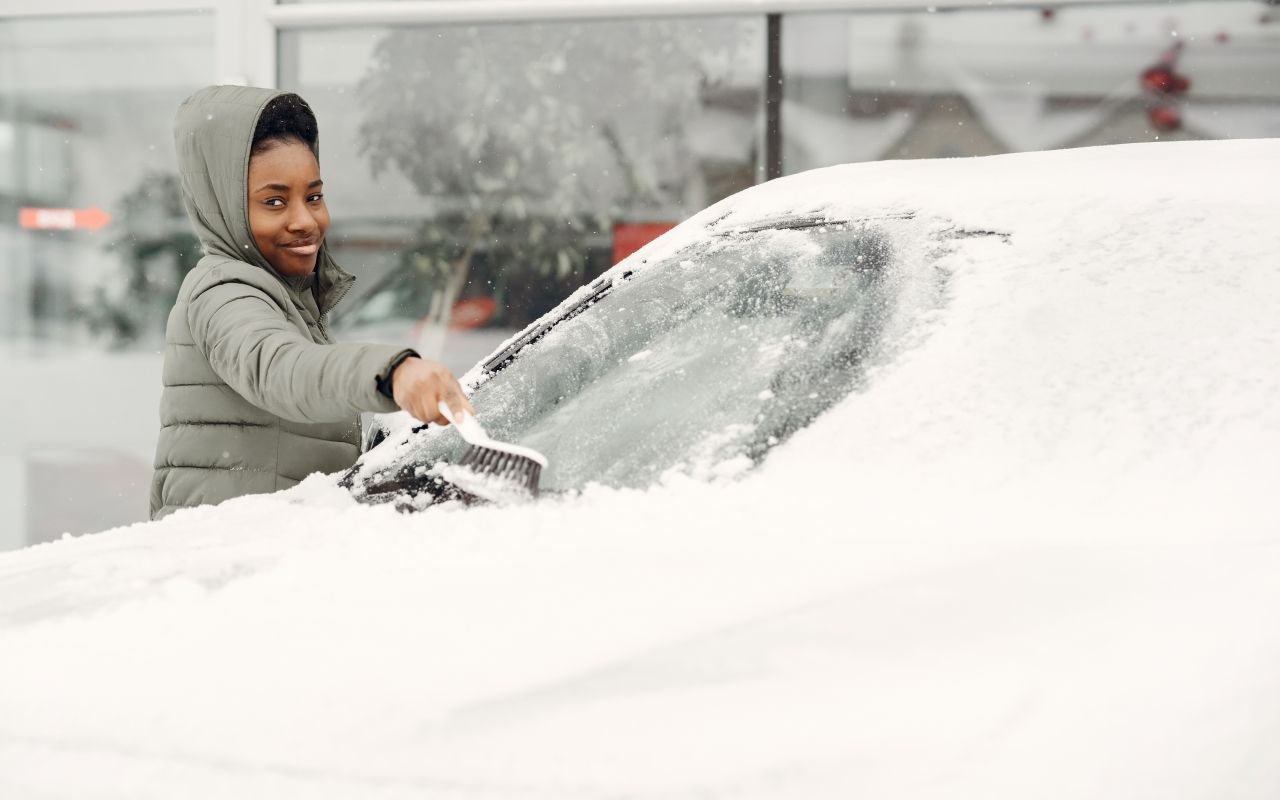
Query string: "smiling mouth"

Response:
xmin=282 ymin=240 xmax=319 ymax=256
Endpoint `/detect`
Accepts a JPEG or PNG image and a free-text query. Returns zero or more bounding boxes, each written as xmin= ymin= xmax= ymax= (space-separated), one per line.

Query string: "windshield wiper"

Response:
xmin=481 ymin=268 xmax=635 ymax=375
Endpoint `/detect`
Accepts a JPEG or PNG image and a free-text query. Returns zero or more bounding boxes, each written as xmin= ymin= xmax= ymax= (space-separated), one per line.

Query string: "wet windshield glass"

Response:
xmin=354 ymin=215 xmax=946 ymax=498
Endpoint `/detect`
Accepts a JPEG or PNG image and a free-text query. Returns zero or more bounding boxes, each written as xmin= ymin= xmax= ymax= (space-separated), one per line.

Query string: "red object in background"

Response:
xmin=1148 ymin=105 xmax=1183 ymax=132
xmin=1141 ymin=65 xmax=1190 ymax=95
xmin=19 ymin=207 xmax=111 ymax=232
xmin=1141 ymin=66 xmax=1174 ymax=93
xmin=449 ymin=296 xmax=497 ymax=329
xmin=613 ymin=222 xmax=677 ymax=265
xmin=1140 ymin=42 xmax=1190 ymax=133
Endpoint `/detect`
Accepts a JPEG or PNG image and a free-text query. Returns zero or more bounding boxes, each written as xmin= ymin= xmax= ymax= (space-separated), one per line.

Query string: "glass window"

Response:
xmin=0 ymin=12 xmax=214 ymax=550
xmin=781 ymin=2 xmax=1280 ymax=173
xmin=279 ymin=17 xmax=764 ymax=372
xmin=349 ymin=211 xmax=959 ymax=505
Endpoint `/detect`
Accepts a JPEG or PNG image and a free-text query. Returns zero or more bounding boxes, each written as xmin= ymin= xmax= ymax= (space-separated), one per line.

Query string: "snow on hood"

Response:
xmin=2 ymin=139 xmax=1279 ymax=798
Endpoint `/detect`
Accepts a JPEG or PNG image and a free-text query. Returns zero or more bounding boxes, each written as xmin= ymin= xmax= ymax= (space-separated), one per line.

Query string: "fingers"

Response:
xmin=414 ymin=394 xmax=449 ymax=427
xmin=390 ymin=357 xmax=473 ymax=426
xmin=440 ymin=382 xmax=475 ymax=422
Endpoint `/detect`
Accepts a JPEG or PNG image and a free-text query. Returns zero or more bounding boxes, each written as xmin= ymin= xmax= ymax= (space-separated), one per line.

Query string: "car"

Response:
xmin=2 ymin=139 xmax=1278 ymax=799
xmin=327 ymin=254 xmax=521 ymax=378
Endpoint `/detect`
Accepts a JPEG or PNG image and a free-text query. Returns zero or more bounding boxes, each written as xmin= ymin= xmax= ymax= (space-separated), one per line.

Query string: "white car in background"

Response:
xmin=331 ymin=266 xmax=518 ymax=378
xmin=1 ymin=139 xmax=1278 ymax=800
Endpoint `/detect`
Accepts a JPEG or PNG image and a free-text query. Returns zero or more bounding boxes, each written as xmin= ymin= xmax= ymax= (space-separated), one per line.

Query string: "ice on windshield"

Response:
xmin=353 ymin=215 xmax=949 ymax=499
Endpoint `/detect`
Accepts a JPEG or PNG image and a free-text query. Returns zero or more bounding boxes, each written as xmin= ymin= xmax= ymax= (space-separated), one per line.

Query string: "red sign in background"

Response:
xmin=19 ymin=207 xmax=112 ymax=232
xmin=448 ymin=296 xmax=498 ymax=330
xmin=612 ymin=222 xmax=676 ymax=265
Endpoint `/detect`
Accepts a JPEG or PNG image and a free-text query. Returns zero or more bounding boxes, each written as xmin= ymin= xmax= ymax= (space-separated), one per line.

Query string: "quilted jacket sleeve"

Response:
xmin=186 ymin=271 xmax=406 ymax=424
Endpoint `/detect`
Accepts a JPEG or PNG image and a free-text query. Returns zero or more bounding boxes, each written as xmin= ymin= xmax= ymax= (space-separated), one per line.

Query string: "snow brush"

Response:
xmin=435 ymin=401 xmax=547 ymax=503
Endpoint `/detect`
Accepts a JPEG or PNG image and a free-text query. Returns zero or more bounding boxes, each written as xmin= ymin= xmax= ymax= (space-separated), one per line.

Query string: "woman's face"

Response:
xmin=247 ymin=138 xmax=330 ymax=277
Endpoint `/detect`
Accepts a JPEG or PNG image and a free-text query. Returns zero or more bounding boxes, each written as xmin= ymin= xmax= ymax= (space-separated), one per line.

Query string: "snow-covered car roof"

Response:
xmin=2 ymin=139 xmax=1279 ymax=799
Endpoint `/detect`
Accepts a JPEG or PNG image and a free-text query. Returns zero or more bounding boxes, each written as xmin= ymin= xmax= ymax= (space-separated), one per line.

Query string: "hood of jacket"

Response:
xmin=173 ymin=84 xmax=351 ymax=301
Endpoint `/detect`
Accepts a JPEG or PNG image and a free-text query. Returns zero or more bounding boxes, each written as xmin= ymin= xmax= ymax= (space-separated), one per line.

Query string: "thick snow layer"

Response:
xmin=2 ymin=140 xmax=1280 ymax=798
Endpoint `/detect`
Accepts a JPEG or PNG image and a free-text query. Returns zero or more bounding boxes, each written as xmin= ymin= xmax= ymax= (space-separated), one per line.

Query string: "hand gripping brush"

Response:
xmin=435 ymin=401 xmax=547 ymax=503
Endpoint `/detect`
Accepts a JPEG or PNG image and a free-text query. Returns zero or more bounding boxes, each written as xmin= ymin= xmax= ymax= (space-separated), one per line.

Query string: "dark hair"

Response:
xmin=251 ymin=93 xmax=318 ymax=155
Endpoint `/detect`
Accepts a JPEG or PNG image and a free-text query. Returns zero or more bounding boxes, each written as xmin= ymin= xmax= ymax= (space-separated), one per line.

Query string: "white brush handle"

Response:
xmin=437 ymin=401 xmax=489 ymax=445
xmin=437 ymin=401 xmax=549 ymax=468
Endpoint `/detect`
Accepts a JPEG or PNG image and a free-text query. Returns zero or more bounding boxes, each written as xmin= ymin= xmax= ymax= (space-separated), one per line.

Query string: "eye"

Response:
xmin=308 ymin=193 xmax=325 ymax=203
xmin=264 ymin=198 xmax=285 ymax=208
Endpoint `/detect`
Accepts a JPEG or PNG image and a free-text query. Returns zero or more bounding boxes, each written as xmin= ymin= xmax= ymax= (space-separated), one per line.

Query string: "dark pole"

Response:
xmin=765 ymin=12 xmax=783 ymax=181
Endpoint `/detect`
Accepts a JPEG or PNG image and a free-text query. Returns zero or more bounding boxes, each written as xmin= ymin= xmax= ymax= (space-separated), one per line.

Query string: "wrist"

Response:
xmin=377 ymin=349 xmax=419 ymax=400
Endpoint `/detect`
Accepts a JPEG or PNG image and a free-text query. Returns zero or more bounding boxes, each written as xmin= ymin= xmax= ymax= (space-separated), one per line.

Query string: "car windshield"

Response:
xmin=351 ymin=214 xmax=950 ymax=500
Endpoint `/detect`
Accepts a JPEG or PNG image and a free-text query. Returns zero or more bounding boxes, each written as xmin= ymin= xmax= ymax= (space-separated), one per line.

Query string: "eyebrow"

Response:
xmin=253 ymin=179 xmax=324 ymax=193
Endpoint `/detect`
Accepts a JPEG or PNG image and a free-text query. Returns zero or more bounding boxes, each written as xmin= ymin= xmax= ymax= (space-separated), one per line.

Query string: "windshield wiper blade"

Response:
xmin=713 ymin=212 xmax=917 ymax=236
xmin=481 ymin=269 xmax=635 ymax=375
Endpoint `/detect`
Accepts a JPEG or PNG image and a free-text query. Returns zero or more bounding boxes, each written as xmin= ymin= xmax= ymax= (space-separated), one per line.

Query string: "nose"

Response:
xmin=285 ymin=202 xmax=318 ymax=236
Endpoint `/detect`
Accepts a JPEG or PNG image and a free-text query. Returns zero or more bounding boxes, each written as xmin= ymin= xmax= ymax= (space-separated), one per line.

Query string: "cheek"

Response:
xmin=315 ymin=205 xmax=331 ymax=235
xmin=247 ymin=207 xmax=276 ymax=245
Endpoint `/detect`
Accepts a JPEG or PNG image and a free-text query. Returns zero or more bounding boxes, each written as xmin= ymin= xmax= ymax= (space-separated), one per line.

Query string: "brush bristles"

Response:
xmin=457 ymin=445 xmax=543 ymax=494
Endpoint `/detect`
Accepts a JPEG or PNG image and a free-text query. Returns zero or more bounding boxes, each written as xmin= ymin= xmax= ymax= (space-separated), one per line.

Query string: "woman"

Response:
xmin=151 ymin=85 xmax=473 ymax=519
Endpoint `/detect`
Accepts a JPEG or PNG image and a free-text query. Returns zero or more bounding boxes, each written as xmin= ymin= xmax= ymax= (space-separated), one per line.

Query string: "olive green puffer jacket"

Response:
xmin=151 ymin=85 xmax=408 ymax=519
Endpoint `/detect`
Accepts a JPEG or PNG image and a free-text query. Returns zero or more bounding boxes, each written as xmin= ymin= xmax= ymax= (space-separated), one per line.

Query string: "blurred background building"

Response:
xmin=2 ymin=0 xmax=1277 ymax=549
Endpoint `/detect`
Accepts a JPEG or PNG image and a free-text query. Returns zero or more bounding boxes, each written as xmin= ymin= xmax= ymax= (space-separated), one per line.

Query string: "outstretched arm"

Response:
xmin=188 ymin=277 xmax=468 ymax=424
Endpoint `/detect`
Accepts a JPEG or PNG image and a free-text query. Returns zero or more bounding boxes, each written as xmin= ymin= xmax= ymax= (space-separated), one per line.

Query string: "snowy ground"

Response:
xmin=1 ymin=139 xmax=1278 ymax=798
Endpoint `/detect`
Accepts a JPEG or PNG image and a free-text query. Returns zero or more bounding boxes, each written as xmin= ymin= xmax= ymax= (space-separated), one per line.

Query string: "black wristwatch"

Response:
xmin=376 ymin=349 xmax=420 ymax=399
